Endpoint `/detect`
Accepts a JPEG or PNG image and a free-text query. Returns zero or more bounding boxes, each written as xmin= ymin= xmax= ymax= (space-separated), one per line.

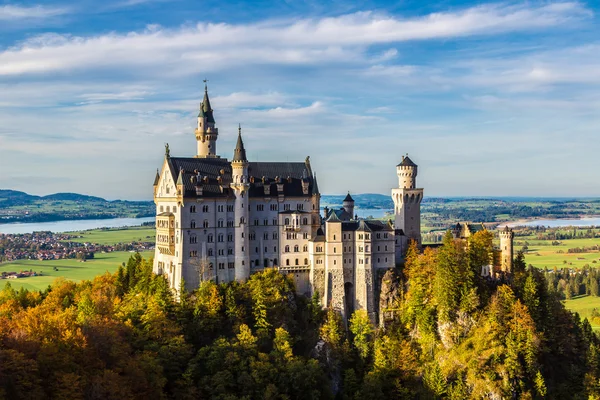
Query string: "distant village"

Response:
xmin=0 ymin=231 xmax=154 ymax=280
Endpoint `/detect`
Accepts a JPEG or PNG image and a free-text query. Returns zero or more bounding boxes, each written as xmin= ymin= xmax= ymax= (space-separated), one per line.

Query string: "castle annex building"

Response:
xmin=153 ymin=85 xmax=422 ymax=321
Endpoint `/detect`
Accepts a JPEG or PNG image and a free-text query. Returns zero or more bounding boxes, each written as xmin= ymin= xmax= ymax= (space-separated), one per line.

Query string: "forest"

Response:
xmin=1 ymin=232 xmax=600 ymax=399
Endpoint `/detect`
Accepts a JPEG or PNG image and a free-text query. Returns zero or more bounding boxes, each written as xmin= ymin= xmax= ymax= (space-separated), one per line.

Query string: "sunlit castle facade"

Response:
xmin=152 ymin=85 xmax=420 ymax=320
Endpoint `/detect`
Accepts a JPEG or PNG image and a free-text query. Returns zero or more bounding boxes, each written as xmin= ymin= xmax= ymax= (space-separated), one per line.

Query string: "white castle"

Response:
xmin=153 ymin=85 xmax=422 ymax=320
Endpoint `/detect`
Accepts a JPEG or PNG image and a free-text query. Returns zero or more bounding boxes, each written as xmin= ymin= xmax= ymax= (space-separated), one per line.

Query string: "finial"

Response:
xmin=203 ymin=78 xmax=208 ymax=92
xmin=164 ymin=143 xmax=170 ymax=158
xmin=238 ymin=123 xmax=241 ymax=135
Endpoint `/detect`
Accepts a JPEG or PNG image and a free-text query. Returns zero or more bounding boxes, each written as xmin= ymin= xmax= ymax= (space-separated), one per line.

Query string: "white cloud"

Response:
xmin=0 ymin=4 xmax=68 ymax=20
xmin=0 ymin=2 xmax=589 ymax=76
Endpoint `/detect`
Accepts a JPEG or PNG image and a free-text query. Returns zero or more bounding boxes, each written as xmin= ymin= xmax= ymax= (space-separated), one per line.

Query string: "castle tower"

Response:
xmin=342 ymin=192 xmax=355 ymax=219
xmin=391 ymin=155 xmax=423 ymax=247
xmin=323 ymin=212 xmax=346 ymax=319
xmin=231 ymin=125 xmax=250 ymax=280
xmin=499 ymin=226 xmax=514 ymax=273
xmin=195 ymin=83 xmax=219 ymax=158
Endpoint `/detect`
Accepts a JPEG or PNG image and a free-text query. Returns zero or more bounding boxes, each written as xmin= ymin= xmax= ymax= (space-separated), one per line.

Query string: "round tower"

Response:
xmin=342 ymin=192 xmax=355 ymax=219
xmin=231 ymin=125 xmax=250 ymax=280
xmin=195 ymin=83 xmax=219 ymax=158
xmin=499 ymin=226 xmax=514 ymax=273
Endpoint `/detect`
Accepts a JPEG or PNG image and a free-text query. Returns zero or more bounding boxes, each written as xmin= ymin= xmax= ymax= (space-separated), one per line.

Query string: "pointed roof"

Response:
xmin=232 ymin=125 xmax=247 ymax=162
xmin=198 ymin=83 xmax=215 ymax=124
xmin=312 ymin=173 xmax=320 ymax=195
xmin=153 ymin=169 xmax=160 ymax=186
xmin=326 ymin=210 xmax=341 ymax=222
xmin=397 ymin=155 xmax=417 ymax=167
xmin=356 ymin=220 xmax=372 ymax=232
xmin=176 ymin=169 xmax=184 ymax=185
xmin=343 ymin=192 xmax=354 ymax=202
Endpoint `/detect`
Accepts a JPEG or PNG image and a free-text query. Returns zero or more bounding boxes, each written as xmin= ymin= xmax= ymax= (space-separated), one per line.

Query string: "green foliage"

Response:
xmin=349 ymin=310 xmax=374 ymax=361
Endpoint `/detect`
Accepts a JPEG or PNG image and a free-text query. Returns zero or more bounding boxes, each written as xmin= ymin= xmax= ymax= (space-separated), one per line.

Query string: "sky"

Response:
xmin=0 ymin=0 xmax=599 ymax=200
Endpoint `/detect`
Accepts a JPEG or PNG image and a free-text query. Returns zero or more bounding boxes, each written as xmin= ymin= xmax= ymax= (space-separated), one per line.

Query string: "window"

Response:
xmin=228 ymin=234 xmax=233 ymax=242
xmin=227 ymin=220 xmax=234 ymax=227
xmin=250 ymin=232 xmax=256 ymax=240
xmin=208 ymin=249 xmax=213 ymax=256
xmin=227 ymin=205 xmax=234 ymax=212
xmin=257 ymin=205 xmax=264 ymax=211
xmin=202 ymin=205 xmax=209 ymax=212
xmin=208 ymin=234 xmax=214 ymax=243
xmin=273 ymin=258 xmax=278 ymax=266
xmin=160 ymin=206 xmax=164 ymax=212
xmin=294 ymin=245 xmax=299 ymax=252
xmin=295 ymin=259 xmax=299 ymax=265
xmin=366 ymin=234 xmax=370 ymax=240
xmin=302 ymin=218 xmax=308 ymax=225
xmin=240 ymin=217 xmax=245 ymax=224
xmin=358 ymin=234 xmax=363 ymax=240
xmin=228 ymin=262 xmax=234 ymax=269
xmin=218 ymin=219 xmax=224 ymax=227
xmin=303 ymin=232 xmax=308 ymax=239
xmin=218 ymin=249 xmax=224 ymax=256
xmin=190 ymin=250 xmax=197 ymax=257
xmin=304 ymin=258 xmax=308 ymax=265
xmin=286 ymin=259 xmax=290 ymax=266
xmin=264 ymin=232 xmax=269 ymax=240
xmin=378 ymin=246 xmax=380 ymax=251
xmin=265 ymin=247 xmax=268 ymax=253
xmin=366 ymin=245 xmax=369 ymax=252
xmin=191 ymin=220 xmax=196 ymax=229
xmin=272 ymin=232 xmax=278 ymax=240
xmin=228 ymin=248 xmax=233 ymax=255
xmin=384 ymin=233 xmax=388 ymax=239
xmin=191 ymin=205 xmax=196 ymax=213
xmin=189 ymin=235 xmax=197 ymax=244
xmin=377 ymin=233 xmax=380 ymax=239
xmin=264 ymin=219 xmax=268 ymax=226
xmin=254 ymin=219 xmax=259 ymax=226
xmin=272 ymin=219 xmax=277 ymax=226
xmin=218 ymin=205 xmax=224 ymax=212
xmin=334 ymin=247 xmax=336 ymax=253
xmin=297 ymin=204 xmax=303 ymax=210
xmin=385 ymin=245 xmax=388 ymax=251
xmin=285 ymin=218 xmax=290 ymax=225
xmin=284 ymin=204 xmax=290 ymax=211
xmin=270 ymin=204 xmax=278 ymax=211
xmin=285 ymin=245 xmax=290 ymax=253
xmin=359 ymin=246 xmax=364 ymax=252
xmin=273 ymin=246 xmax=277 ymax=252
xmin=203 ymin=220 xmax=209 ymax=228
xmin=255 ymin=247 xmax=259 ymax=254
xmin=219 ymin=263 xmax=225 ymax=270
xmin=218 ymin=234 xmax=224 ymax=242
xmin=303 ymin=245 xmax=308 ymax=252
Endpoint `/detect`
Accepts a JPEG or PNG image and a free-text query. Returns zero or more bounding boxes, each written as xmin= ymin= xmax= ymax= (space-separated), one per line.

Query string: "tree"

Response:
xmin=349 ymin=310 xmax=374 ymax=361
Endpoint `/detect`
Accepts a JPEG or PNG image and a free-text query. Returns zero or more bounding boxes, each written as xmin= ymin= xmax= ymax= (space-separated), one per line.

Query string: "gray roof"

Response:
xmin=198 ymin=85 xmax=215 ymax=124
xmin=341 ymin=219 xmax=394 ymax=232
xmin=166 ymin=157 xmax=317 ymax=199
xmin=343 ymin=192 xmax=354 ymax=202
xmin=397 ymin=156 xmax=417 ymax=167
xmin=232 ymin=128 xmax=247 ymax=162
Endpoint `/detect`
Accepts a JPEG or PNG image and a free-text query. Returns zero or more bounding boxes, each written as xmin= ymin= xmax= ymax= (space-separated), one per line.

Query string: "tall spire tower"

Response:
xmin=230 ymin=124 xmax=250 ymax=280
xmin=195 ymin=81 xmax=219 ymax=158
xmin=392 ymin=155 xmax=423 ymax=247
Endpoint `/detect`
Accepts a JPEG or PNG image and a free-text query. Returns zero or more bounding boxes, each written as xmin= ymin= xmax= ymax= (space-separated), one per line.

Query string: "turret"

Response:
xmin=195 ymin=82 xmax=219 ymax=158
xmin=342 ymin=192 xmax=355 ymax=219
xmin=499 ymin=226 xmax=514 ymax=273
xmin=396 ymin=155 xmax=417 ymax=189
xmin=230 ymin=125 xmax=250 ymax=280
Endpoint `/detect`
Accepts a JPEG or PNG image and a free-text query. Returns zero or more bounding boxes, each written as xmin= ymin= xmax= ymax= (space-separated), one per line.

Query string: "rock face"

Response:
xmin=378 ymin=269 xmax=402 ymax=328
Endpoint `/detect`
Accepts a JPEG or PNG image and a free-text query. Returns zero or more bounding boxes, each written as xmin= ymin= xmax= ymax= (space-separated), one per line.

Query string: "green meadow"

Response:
xmin=522 ymin=237 xmax=600 ymax=270
xmin=1 ymin=250 xmax=153 ymax=291
xmin=66 ymin=226 xmax=155 ymax=245
xmin=563 ymin=295 xmax=600 ymax=330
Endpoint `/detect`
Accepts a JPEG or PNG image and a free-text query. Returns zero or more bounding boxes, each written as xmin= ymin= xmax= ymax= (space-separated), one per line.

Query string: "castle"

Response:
xmin=152 ymin=85 xmax=510 ymax=321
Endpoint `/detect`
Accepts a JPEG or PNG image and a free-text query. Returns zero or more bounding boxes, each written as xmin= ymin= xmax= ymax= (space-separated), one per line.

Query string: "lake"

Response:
xmin=505 ymin=217 xmax=600 ymax=228
xmin=0 ymin=217 xmax=156 ymax=234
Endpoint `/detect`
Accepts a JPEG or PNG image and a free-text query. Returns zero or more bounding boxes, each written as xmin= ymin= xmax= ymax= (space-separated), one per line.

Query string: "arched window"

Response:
xmin=208 ymin=234 xmax=213 ymax=243
xmin=294 ymin=245 xmax=299 ymax=252
xmin=285 ymin=218 xmax=290 ymax=225
xmin=295 ymin=259 xmax=299 ymax=266
xmin=203 ymin=220 xmax=209 ymax=228
xmin=303 ymin=245 xmax=308 ymax=252
xmin=208 ymin=249 xmax=213 ymax=256
xmin=304 ymin=258 xmax=308 ymax=265
xmin=286 ymin=259 xmax=290 ymax=266
xmin=190 ymin=220 xmax=196 ymax=229
xmin=218 ymin=234 xmax=224 ymax=242
xmin=273 ymin=258 xmax=278 ymax=266
xmin=302 ymin=218 xmax=308 ymax=225
xmin=285 ymin=245 xmax=290 ymax=253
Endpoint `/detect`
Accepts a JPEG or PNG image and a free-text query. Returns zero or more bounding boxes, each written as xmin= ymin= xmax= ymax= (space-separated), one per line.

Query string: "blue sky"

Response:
xmin=1 ymin=0 xmax=599 ymax=200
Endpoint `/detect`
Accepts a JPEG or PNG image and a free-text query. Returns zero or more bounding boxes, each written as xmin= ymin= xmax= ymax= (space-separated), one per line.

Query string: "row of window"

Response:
xmin=284 ymin=245 xmax=309 ymax=253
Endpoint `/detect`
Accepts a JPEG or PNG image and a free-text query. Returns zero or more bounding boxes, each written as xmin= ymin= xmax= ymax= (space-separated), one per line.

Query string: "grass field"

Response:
xmin=0 ymin=250 xmax=153 ymax=291
xmin=563 ymin=295 xmax=600 ymax=330
xmin=522 ymin=237 xmax=600 ymax=269
xmin=67 ymin=226 xmax=155 ymax=245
